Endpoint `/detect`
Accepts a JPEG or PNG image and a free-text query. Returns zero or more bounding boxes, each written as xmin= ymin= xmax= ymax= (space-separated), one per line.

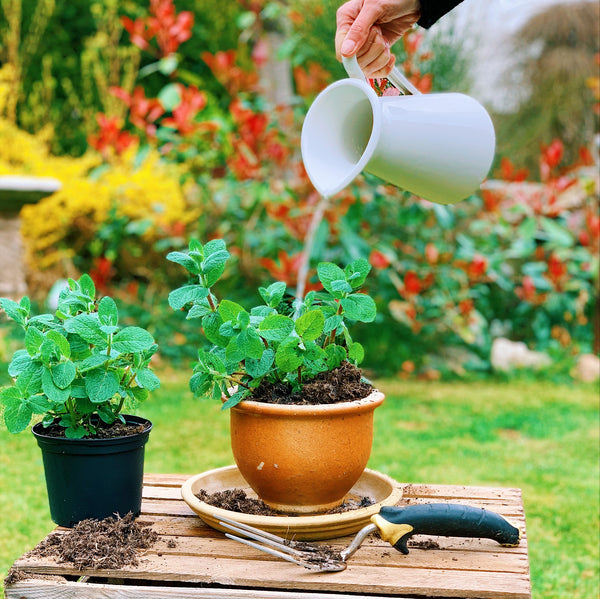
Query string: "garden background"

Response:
xmin=0 ymin=0 xmax=598 ymax=597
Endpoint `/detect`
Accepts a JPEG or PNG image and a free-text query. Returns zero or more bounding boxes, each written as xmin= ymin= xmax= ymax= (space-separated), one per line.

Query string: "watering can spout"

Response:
xmin=301 ymin=56 xmax=495 ymax=205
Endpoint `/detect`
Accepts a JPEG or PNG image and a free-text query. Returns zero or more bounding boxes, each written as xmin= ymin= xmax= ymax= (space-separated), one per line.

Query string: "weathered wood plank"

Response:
xmin=10 ymin=554 xmax=531 ymax=599
xmin=4 ymin=578 xmax=415 ymax=599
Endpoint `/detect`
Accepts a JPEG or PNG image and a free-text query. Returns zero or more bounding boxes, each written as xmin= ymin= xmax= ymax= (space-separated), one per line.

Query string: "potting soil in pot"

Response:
xmin=249 ymin=361 xmax=373 ymax=405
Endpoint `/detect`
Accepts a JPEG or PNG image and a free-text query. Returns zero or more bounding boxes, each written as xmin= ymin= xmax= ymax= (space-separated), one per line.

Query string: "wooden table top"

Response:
xmin=5 ymin=472 xmax=531 ymax=599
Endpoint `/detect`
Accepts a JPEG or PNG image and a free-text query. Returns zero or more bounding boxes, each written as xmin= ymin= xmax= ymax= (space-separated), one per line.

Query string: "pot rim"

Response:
xmin=31 ymin=414 xmax=152 ymax=443
xmin=231 ymin=389 xmax=384 ymax=417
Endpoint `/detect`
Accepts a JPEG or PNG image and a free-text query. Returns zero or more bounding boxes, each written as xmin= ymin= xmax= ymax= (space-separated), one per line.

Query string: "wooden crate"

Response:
xmin=5 ymin=473 xmax=531 ymax=599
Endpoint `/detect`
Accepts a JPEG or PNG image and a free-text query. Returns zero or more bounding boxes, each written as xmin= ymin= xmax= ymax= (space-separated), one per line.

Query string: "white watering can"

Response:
xmin=301 ymin=56 xmax=495 ymax=205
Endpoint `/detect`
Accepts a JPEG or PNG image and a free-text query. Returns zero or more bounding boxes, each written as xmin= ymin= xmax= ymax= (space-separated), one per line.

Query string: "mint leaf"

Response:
xmin=340 ymin=294 xmax=376 ymax=322
xmin=51 ymin=361 xmax=77 ymax=389
xmin=8 ymin=350 xmax=34 ymax=377
xmin=166 ymin=250 xmax=201 ymax=274
xmin=219 ymin=300 xmax=245 ymax=323
xmin=259 ymin=282 xmax=286 ymax=307
xmin=27 ymin=394 xmax=52 ymax=415
xmin=112 ymin=327 xmax=155 ymax=353
xmin=221 ymin=388 xmax=248 ymax=410
xmin=348 ymin=342 xmax=365 ymax=364
xmin=79 ymin=274 xmax=96 ymax=299
xmin=76 ymin=354 xmax=109 ymax=373
xmin=202 ymin=249 xmax=230 ymax=286
xmin=189 ymin=371 xmax=213 ymax=396
xmin=0 ymin=297 xmax=27 ymax=326
xmin=259 ymin=314 xmax=294 ymax=341
xmin=246 ymin=348 xmax=274 ymax=378
xmin=98 ymin=296 xmax=119 ymax=326
xmin=16 ymin=368 xmax=43 ymax=396
xmin=331 ymin=280 xmax=352 ymax=294
xmin=64 ymin=314 xmax=108 ymax=346
xmin=130 ymin=386 xmax=150 ymax=403
xmin=323 ymin=315 xmax=343 ymax=334
xmin=345 ymin=258 xmax=371 ymax=289
xmin=85 ymin=370 xmax=120 ymax=403
xmin=275 ymin=338 xmax=303 ymax=371
xmin=2 ymin=391 xmax=32 ymax=433
xmin=42 ymin=370 xmax=71 ymax=404
xmin=317 ymin=263 xmax=346 ymax=295
xmin=25 ymin=326 xmax=45 ymax=356
xmin=46 ymin=330 xmax=71 ymax=358
xmin=295 ymin=310 xmax=324 ymax=341
xmin=136 ymin=368 xmax=161 ymax=391
xmin=186 ymin=301 xmax=213 ymax=319
xmin=202 ymin=312 xmax=229 ymax=347
xmin=168 ymin=285 xmax=209 ymax=311
xmin=324 ymin=344 xmax=346 ymax=369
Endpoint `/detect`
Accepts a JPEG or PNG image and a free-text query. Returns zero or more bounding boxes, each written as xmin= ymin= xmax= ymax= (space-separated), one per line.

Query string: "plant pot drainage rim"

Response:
xmin=181 ymin=464 xmax=404 ymax=541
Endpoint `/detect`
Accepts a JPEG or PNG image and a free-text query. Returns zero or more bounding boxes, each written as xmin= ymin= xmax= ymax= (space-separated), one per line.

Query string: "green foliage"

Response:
xmin=0 ymin=274 xmax=160 ymax=438
xmin=168 ymin=239 xmax=375 ymax=408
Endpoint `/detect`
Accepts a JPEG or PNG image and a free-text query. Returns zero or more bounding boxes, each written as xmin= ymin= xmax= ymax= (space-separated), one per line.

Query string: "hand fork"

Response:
xmin=217 ymin=503 xmax=521 ymax=573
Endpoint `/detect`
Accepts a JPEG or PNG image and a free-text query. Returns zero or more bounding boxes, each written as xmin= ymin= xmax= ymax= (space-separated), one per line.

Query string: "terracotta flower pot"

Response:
xmin=229 ymin=390 xmax=384 ymax=514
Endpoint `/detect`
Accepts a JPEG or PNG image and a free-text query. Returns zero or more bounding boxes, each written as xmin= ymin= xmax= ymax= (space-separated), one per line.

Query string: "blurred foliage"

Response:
xmin=494 ymin=1 xmax=599 ymax=172
xmin=0 ymin=0 xmax=597 ymax=378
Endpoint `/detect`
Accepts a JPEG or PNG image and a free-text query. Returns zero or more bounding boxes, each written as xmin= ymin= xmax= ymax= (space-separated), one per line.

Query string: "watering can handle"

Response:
xmin=342 ymin=55 xmax=422 ymax=96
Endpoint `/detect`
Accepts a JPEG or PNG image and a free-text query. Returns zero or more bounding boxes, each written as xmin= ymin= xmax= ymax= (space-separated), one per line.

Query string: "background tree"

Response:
xmin=494 ymin=1 xmax=599 ymax=173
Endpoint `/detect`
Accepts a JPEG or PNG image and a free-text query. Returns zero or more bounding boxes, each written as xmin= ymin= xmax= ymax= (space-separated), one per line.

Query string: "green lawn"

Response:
xmin=1 ymin=376 xmax=598 ymax=598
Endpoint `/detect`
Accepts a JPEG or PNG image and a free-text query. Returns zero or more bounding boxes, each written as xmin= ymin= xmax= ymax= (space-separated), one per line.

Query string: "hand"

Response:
xmin=335 ymin=0 xmax=421 ymax=78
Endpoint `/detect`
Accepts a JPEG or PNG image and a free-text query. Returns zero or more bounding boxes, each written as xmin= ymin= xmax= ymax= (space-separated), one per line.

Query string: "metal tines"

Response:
xmin=216 ymin=514 xmax=348 ymax=572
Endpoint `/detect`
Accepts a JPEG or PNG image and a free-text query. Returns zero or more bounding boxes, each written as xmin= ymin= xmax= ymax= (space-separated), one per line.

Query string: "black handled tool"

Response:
xmin=341 ymin=503 xmax=521 ymax=561
xmin=217 ymin=503 xmax=521 ymax=572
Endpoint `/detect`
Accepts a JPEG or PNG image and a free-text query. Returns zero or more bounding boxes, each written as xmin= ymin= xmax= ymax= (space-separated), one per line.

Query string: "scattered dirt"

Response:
xmin=196 ymin=488 xmax=375 ymax=516
xmin=287 ymin=539 xmax=344 ymax=570
xmin=249 ymin=361 xmax=374 ymax=405
xmin=26 ymin=512 xmax=158 ymax=570
xmin=408 ymin=538 xmax=440 ymax=550
xmin=39 ymin=420 xmax=148 ymax=439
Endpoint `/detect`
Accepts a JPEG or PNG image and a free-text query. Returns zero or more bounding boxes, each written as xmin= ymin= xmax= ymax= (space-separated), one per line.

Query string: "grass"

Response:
xmin=1 ymin=374 xmax=598 ymax=598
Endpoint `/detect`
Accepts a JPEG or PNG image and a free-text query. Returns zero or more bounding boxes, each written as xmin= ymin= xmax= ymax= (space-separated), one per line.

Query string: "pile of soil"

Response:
xmin=27 ymin=512 xmax=158 ymax=570
xmin=249 ymin=361 xmax=374 ymax=405
xmin=196 ymin=488 xmax=374 ymax=516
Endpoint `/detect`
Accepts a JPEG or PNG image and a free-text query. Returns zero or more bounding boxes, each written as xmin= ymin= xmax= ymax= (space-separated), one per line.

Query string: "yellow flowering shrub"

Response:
xmin=0 ymin=115 xmax=197 ymax=284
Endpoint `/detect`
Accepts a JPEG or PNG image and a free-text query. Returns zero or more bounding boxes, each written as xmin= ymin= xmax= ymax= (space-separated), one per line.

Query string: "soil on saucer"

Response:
xmin=196 ymin=488 xmax=375 ymax=516
xmin=26 ymin=512 xmax=160 ymax=570
xmin=39 ymin=420 xmax=148 ymax=439
xmin=249 ymin=361 xmax=373 ymax=405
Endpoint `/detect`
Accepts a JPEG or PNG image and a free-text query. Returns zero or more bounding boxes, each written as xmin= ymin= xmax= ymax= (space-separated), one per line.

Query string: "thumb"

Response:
xmin=340 ymin=6 xmax=379 ymax=56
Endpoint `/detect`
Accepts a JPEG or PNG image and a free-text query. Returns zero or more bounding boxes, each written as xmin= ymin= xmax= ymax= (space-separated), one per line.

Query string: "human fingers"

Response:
xmin=335 ymin=0 xmax=361 ymax=61
xmin=338 ymin=0 xmax=386 ymax=57
xmin=367 ymin=53 xmax=396 ymax=79
xmin=356 ymin=27 xmax=392 ymax=77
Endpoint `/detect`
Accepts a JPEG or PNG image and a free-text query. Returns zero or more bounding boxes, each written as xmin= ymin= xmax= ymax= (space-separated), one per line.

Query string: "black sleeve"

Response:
xmin=417 ymin=0 xmax=465 ymax=29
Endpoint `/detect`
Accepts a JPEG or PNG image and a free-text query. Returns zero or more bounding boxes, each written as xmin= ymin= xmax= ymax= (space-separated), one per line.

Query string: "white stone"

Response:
xmin=572 ymin=354 xmax=600 ymax=383
xmin=491 ymin=337 xmax=552 ymax=371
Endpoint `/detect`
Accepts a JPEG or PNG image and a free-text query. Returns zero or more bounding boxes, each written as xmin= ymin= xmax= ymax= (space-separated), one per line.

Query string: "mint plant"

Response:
xmin=0 ymin=275 xmax=160 ymax=438
xmin=167 ymin=239 xmax=376 ymax=408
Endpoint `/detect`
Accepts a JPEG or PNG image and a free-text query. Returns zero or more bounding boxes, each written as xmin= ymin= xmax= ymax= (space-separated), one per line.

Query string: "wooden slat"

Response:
xmin=6 ymin=474 xmax=532 ymax=599
xmin=10 ymin=554 xmax=531 ymax=599
xmin=4 ymin=579 xmax=416 ymax=599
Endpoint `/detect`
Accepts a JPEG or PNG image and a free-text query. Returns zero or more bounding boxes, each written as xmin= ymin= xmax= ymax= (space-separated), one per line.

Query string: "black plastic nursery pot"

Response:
xmin=32 ymin=415 xmax=152 ymax=527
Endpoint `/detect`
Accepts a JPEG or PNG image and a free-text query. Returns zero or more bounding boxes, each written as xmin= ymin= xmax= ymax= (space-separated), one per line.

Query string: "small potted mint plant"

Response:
xmin=168 ymin=239 xmax=384 ymax=514
xmin=0 ymin=274 xmax=160 ymax=527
